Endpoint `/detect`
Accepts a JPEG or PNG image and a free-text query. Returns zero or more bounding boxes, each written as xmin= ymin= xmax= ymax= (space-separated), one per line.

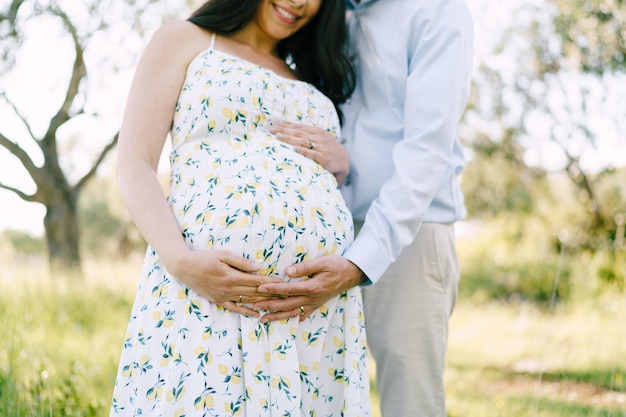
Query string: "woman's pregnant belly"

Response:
xmin=168 ymin=137 xmax=353 ymax=278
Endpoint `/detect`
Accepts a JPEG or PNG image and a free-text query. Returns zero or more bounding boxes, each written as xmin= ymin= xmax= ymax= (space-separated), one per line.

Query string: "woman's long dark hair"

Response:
xmin=188 ymin=0 xmax=355 ymax=124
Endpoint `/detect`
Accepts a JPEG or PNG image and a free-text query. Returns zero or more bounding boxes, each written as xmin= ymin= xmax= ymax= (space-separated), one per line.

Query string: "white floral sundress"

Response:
xmin=110 ymin=34 xmax=370 ymax=417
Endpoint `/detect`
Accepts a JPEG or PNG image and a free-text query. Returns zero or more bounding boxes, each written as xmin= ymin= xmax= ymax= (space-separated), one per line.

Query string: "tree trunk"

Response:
xmin=43 ymin=191 xmax=82 ymax=276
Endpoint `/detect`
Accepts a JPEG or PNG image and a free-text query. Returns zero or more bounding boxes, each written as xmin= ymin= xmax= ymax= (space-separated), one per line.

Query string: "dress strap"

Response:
xmin=209 ymin=32 xmax=216 ymax=51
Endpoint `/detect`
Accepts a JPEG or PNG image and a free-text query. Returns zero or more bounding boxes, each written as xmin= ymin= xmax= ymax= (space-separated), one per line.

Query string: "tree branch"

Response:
xmin=0 ymin=131 xmax=41 ymax=180
xmin=73 ymin=132 xmax=119 ymax=192
xmin=0 ymin=0 xmax=25 ymax=26
xmin=41 ymin=5 xmax=86 ymax=146
xmin=0 ymin=181 xmax=38 ymax=202
xmin=0 ymin=91 xmax=38 ymax=141
xmin=558 ymin=140 xmax=605 ymax=229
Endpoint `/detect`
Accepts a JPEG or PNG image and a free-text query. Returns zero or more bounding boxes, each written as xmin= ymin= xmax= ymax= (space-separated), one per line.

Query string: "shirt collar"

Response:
xmin=346 ymin=0 xmax=376 ymax=10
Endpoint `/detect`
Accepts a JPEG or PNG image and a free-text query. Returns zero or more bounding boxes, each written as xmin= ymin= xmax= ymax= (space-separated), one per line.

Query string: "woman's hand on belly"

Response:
xmin=270 ymin=123 xmax=350 ymax=186
xmin=167 ymin=248 xmax=285 ymax=317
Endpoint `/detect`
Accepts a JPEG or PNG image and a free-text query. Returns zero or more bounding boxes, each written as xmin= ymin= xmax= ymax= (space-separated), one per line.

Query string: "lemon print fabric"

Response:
xmin=110 ymin=45 xmax=370 ymax=416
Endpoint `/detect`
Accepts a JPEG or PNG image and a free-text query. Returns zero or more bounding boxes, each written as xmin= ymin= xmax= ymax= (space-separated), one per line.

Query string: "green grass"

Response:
xmin=0 ymin=257 xmax=624 ymax=417
xmin=444 ymin=300 xmax=626 ymax=417
xmin=0 ymin=258 xmax=138 ymax=417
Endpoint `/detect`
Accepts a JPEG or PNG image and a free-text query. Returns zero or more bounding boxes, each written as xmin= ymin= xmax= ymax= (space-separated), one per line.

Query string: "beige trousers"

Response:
xmin=360 ymin=222 xmax=459 ymax=417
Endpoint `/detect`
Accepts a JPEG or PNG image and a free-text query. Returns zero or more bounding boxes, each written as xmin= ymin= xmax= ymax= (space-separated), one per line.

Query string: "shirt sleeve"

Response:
xmin=344 ymin=4 xmax=474 ymax=285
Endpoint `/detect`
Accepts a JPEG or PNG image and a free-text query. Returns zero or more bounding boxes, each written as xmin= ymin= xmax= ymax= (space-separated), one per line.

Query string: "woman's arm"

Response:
xmin=117 ymin=22 xmax=191 ymax=272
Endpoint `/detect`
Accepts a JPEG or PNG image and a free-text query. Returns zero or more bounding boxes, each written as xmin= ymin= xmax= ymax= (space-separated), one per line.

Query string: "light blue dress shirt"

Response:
xmin=341 ymin=0 xmax=474 ymax=284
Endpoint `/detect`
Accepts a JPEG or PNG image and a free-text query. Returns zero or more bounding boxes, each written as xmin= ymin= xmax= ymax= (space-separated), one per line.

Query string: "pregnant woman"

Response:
xmin=109 ymin=0 xmax=370 ymax=416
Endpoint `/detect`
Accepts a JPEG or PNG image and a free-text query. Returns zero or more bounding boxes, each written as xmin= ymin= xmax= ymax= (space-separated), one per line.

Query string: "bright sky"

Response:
xmin=0 ymin=0 xmax=624 ymax=235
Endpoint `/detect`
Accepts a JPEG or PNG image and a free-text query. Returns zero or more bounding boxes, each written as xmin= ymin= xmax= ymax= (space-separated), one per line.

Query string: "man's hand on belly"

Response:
xmin=253 ymin=255 xmax=364 ymax=322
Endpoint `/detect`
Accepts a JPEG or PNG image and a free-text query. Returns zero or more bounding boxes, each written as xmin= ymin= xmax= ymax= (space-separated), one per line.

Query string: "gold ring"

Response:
xmin=237 ymin=294 xmax=243 ymax=306
xmin=299 ymin=305 xmax=305 ymax=315
xmin=308 ymin=140 xmax=315 ymax=150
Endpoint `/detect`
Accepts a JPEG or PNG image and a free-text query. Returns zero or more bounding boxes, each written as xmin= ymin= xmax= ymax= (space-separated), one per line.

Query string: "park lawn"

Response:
xmin=0 ymin=258 xmax=624 ymax=417
xmin=444 ymin=300 xmax=626 ymax=417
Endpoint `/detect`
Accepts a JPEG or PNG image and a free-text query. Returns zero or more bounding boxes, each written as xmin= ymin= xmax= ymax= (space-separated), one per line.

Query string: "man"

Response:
xmin=255 ymin=0 xmax=474 ymax=415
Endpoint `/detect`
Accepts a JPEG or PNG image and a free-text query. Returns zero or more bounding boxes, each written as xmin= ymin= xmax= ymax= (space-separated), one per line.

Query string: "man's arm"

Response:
xmin=256 ymin=2 xmax=474 ymax=320
xmin=344 ymin=3 xmax=474 ymax=284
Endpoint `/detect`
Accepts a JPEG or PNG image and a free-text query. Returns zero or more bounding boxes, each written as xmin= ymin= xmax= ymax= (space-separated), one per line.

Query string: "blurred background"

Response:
xmin=0 ymin=0 xmax=625 ymax=416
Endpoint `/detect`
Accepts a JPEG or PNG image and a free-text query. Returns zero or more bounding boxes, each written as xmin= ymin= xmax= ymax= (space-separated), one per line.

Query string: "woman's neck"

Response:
xmin=229 ymin=25 xmax=278 ymax=57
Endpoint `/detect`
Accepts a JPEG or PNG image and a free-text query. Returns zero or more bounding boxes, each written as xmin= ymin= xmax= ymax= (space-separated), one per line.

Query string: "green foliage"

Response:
xmin=551 ymin=0 xmax=626 ymax=74
xmin=460 ymin=156 xmax=626 ymax=302
xmin=1 ymin=229 xmax=44 ymax=256
xmin=78 ymin=177 xmax=125 ymax=256
xmin=461 ymin=258 xmax=571 ymax=305
xmin=78 ymin=176 xmax=146 ymax=258
xmin=596 ymin=251 xmax=626 ymax=290
xmin=458 ymin=214 xmax=572 ymax=305
xmin=462 ymin=132 xmax=548 ymax=218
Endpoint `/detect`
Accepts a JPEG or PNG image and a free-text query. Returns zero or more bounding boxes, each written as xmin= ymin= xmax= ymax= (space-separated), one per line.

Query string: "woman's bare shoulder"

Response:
xmin=149 ymin=19 xmax=213 ymax=57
